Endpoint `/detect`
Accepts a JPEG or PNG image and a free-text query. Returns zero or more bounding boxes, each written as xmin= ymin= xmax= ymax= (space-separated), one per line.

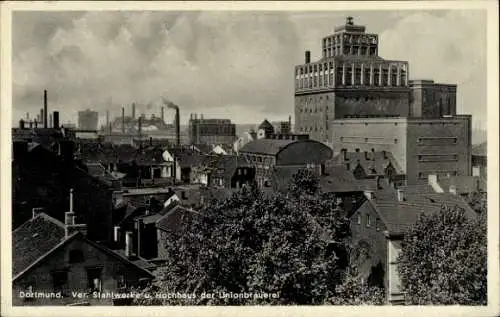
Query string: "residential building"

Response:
xmin=188 ymin=114 xmax=236 ymax=146
xmin=12 ymin=210 xmax=154 ymax=306
xmin=78 ymin=109 xmax=99 ymax=130
xmin=238 ymin=138 xmax=333 ymax=187
xmin=331 ymin=115 xmax=472 ymax=185
xmin=207 ymin=155 xmax=256 ymax=189
xmin=349 ymin=185 xmax=476 ymax=304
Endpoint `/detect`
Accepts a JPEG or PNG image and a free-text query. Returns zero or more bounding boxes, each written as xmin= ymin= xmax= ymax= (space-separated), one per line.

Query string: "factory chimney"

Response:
xmin=43 ymin=90 xmax=48 ymax=128
xmin=53 ymin=111 xmax=60 ymax=129
xmin=40 ymin=108 xmax=44 ymax=128
xmin=163 ymin=98 xmax=180 ymax=146
xmin=132 ymin=102 xmax=136 ymax=119
xmin=305 ymin=51 xmax=311 ymax=64
xmin=49 ymin=113 xmax=53 ymax=128
xmin=106 ymin=110 xmax=110 ymax=132
xmin=161 ymin=106 xmax=164 ymax=124
xmin=122 ymin=107 xmax=125 ymax=134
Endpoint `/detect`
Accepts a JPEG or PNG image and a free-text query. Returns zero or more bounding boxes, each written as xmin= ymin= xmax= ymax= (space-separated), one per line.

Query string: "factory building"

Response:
xmin=331 ymin=115 xmax=472 ymax=185
xmin=188 ymin=114 xmax=236 ymax=146
xmin=78 ymin=109 xmax=99 ymax=130
xmin=294 ymin=17 xmax=458 ymax=144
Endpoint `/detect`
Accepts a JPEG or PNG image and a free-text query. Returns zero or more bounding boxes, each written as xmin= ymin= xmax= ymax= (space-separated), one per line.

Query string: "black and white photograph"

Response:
xmin=1 ymin=1 xmax=499 ymax=316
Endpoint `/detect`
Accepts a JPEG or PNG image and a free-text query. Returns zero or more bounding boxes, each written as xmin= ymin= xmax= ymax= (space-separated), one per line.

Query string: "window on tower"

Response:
xmin=374 ymin=68 xmax=380 ymax=86
xmin=364 ymin=67 xmax=370 ymax=85
xmin=346 ymin=68 xmax=353 ymax=86
xmin=355 ymin=68 xmax=362 ymax=85
xmin=382 ymin=68 xmax=389 ymax=86
xmin=361 ymin=46 xmax=367 ymax=55
xmin=369 ymin=47 xmax=376 ymax=56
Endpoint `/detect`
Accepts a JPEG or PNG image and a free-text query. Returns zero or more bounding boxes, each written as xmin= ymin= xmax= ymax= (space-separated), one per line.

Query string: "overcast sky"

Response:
xmin=12 ymin=10 xmax=486 ymax=128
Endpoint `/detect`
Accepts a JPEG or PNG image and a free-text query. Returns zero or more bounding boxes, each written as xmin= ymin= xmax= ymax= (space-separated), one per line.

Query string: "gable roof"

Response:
xmin=12 ymin=213 xmax=67 ymax=277
xmin=156 ymin=205 xmax=198 ymax=233
xmin=366 ymin=189 xmax=476 ymax=236
xmin=13 ymin=213 xmax=154 ymax=281
xmin=239 ymin=139 xmax=297 ymax=156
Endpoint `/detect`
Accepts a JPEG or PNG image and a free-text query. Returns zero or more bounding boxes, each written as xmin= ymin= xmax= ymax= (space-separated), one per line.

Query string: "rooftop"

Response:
xmin=239 ymin=139 xmax=298 ymax=156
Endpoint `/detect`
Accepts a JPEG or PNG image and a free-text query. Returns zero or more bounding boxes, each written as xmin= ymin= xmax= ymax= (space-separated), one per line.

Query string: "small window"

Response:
xmin=366 ymin=214 xmax=371 ymax=227
xmin=243 ymin=169 xmax=247 ymax=175
xmin=357 ymin=214 xmax=361 ymax=225
xmin=238 ymin=169 xmax=242 ymax=175
xmin=69 ymin=249 xmax=84 ymax=264
xmin=394 ymin=139 xmax=398 ymax=144
xmin=376 ymin=218 xmax=381 ymax=231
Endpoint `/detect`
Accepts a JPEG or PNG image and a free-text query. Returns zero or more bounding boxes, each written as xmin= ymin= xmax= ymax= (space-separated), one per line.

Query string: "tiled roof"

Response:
xmin=437 ymin=176 xmax=486 ymax=194
xmin=13 ymin=213 xmax=155 ymax=280
xmin=368 ymin=189 xmax=476 ymax=236
xmin=333 ymin=151 xmax=404 ymax=176
xmin=271 ymin=165 xmax=376 ymax=193
xmin=472 ymin=142 xmax=487 ymax=157
xmin=258 ymin=119 xmax=275 ymax=133
xmin=210 ymin=155 xmax=250 ymax=179
xmin=191 ymin=144 xmax=213 ymax=155
xmin=113 ymin=249 xmax=157 ymax=271
xmin=239 ymin=139 xmax=297 ymax=155
xmin=156 ymin=205 xmax=198 ymax=233
xmin=12 ymin=213 xmax=66 ymax=276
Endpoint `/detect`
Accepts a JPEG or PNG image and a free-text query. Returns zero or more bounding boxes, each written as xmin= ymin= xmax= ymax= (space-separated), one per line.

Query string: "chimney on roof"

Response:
xmin=305 ymin=50 xmax=311 ymax=64
xmin=125 ymin=231 xmax=133 ymax=258
xmin=397 ymin=188 xmax=405 ymax=202
xmin=43 ymin=90 xmax=48 ymax=128
xmin=32 ymin=207 xmax=44 ymax=219
xmin=114 ymin=226 xmax=121 ymax=248
xmin=364 ymin=190 xmax=375 ymax=200
xmin=341 ymin=148 xmax=348 ymax=161
xmin=64 ymin=189 xmax=88 ymax=237
xmin=376 ymin=176 xmax=382 ymax=190
xmin=449 ymin=185 xmax=457 ymax=195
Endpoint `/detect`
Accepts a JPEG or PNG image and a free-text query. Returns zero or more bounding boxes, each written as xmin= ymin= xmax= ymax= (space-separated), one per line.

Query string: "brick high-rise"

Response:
xmin=294 ymin=17 xmax=456 ymax=144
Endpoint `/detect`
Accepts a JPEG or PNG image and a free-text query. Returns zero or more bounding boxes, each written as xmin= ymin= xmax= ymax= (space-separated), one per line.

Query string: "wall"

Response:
xmin=295 ymin=91 xmax=335 ymax=142
xmin=406 ymin=116 xmax=472 ymax=184
xmin=410 ymin=81 xmax=457 ymax=117
xmin=349 ymin=200 xmax=388 ymax=289
xmin=276 ymin=140 xmax=333 ymax=166
xmin=387 ymin=239 xmax=404 ymax=304
xmin=334 ymin=89 xmax=409 ymax=118
xmin=13 ymin=238 xmax=150 ymax=306
xmin=331 ymin=118 xmax=408 ymax=173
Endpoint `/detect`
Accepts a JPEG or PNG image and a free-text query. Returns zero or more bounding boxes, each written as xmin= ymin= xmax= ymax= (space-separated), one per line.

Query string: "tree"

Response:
xmin=397 ymin=205 xmax=487 ymax=305
xmin=327 ymin=268 xmax=385 ymax=305
xmin=466 ymin=191 xmax=487 ymax=214
xmin=287 ymin=168 xmax=320 ymax=198
xmin=136 ymin=178 xmax=353 ymax=305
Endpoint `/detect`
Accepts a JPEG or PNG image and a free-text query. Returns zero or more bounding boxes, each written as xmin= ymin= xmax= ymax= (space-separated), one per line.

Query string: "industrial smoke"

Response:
xmin=162 ymin=98 xmax=180 ymax=146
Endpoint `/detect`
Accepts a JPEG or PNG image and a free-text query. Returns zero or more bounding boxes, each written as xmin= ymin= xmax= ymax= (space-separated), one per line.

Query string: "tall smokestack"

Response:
xmin=49 ymin=113 xmax=53 ymax=128
xmin=122 ymin=107 xmax=125 ymax=134
xmin=132 ymin=103 xmax=136 ymax=119
xmin=305 ymin=51 xmax=311 ymax=64
xmin=53 ymin=111 xmax=60 ymax=129
xmin=163 ymin=99 xmax=180 ymax=146
xmin=40 ymin=108 xmax=44 ymax=127
xmin=161 ymin=107 xmax=164 ymax=123
xmin=106 ymin=110 xmax=110 ymax=131
xmin=43 ymin=90 xmax=48 ymax=128
xmin=138 ymin=116 xmax=142 ymax=136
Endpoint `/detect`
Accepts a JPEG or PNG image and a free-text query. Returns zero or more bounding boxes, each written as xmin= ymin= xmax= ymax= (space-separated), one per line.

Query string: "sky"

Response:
xmin=12 ymin=10 xmax=487 ymax=128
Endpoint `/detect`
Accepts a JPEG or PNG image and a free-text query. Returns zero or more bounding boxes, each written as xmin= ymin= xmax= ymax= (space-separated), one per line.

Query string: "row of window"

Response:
xmin=299 ymin=125 xmax=328 ymax=133
xmin=356 ymin=213 xmax=381 ymax=230
xmin=323 ymin=45 xmax=377 ymax=58
xmin=339 ymin=137 xmax=399 ymax=144
xmin=296 ymin=70 xmax=407 ymax=89
xmin=418 ymin=171 xmax=458 ymax=179
xmin=417 ymin=154 xmax=458 ymax=162
xmin=417 ymin=137 xmax=458 ymax=145
xmin=297 ymin=63 xmax=406 ymax=77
